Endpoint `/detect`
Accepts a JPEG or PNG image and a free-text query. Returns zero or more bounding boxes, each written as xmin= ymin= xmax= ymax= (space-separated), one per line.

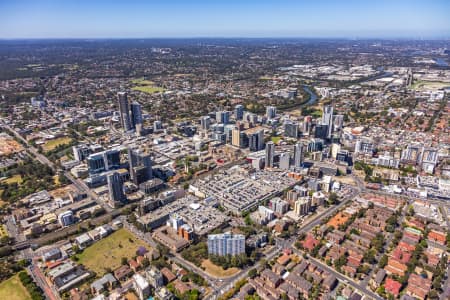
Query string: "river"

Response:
xmin=302 ymin=85 xmax=318 ymax=107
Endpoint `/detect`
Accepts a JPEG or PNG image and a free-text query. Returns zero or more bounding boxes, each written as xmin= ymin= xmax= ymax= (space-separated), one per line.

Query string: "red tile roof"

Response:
xmin=385 ymin=278 xmax=402 ymax=296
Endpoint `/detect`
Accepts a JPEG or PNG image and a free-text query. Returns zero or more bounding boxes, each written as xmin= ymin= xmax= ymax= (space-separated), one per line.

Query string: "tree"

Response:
xmin=378 ymin=255 xmax=388 ymax=268
xmin=248 ymin=268 xmax=257 ymax=279
xmin=328 ymin=192 xmax=338 ymax=205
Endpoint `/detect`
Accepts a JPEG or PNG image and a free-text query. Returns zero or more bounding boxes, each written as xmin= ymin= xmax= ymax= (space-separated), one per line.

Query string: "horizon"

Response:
xmin=1 ymin=0 xmax=450 ymax=39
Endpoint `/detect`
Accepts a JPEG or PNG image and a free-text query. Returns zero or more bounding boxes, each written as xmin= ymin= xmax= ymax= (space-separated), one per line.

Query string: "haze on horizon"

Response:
xmin=1 ymin=0 xmax=449 ymax=39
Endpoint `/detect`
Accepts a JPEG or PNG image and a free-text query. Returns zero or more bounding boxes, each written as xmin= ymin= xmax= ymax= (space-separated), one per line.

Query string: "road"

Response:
xmin=292 ymin=248 xmax=383 ymax=300
xmin=29 ymin=263 xmax=60 ymax=300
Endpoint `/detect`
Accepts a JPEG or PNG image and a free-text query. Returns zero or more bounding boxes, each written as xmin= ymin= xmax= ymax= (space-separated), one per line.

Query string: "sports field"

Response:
xmin=411 ymin=80 xmax=450 ymax=91
xmin=131 ymin=78 xmax=165 ymax=94
xmin=0 ymin=274 xmax=31 ymax=300
xmin=76 ymin=229 xmax=152 ymax=276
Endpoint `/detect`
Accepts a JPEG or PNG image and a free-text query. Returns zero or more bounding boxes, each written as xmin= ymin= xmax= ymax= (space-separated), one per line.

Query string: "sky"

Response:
xmin=0 ymin=0 xmax=449 ymax=39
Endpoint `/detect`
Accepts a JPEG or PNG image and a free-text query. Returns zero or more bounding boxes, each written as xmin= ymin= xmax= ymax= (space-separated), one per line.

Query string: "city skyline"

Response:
xmin=1 ymin=0 xmax=450 ymax=39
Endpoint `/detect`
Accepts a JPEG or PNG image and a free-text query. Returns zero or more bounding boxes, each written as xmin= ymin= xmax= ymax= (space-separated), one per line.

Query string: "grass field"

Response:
xmin=1 ymin=175 xmax=23 ymax=185
xmin=201 ymin=259 xmax=240 ymax=278
xmin=42 ymin=137 xmax=73 ymax=152
xmin=76 ymin=229 xmax=151 ymax=276
xmin=132 ymin=85 xmax=165 ymax=94
xmin=0 ymin=274 xmax=31 ymax=300
xmin=131 ymin=78 xmax=165 ymax=94
xmin=411 ymin=80 xmax=450 ymax=91
xmin=271 ymin=136 xmax=282 ymax=144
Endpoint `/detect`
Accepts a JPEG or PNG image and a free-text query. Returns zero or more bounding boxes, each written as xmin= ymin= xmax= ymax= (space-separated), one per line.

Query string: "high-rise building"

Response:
xmin=293 ymin=143 xmax=304 ymax=168
xmin=322 ymin=105 xmax=333 ymax=139
xmin=128 ymin=147 xmax=152 ymax=185
xmin=231 ymin=129 xmax=248 ymax=148
xmin=294 ymin=198 xmax=311 ymax=216
xmin=307 ymin=139 xmax=324 ymax=152
xmin=302 ymin=116 xmax=312 ymax=135
xmin=269 ymin=198 xmax=289 ymax=215
xmin=73 ymin=144 xmax=91 ymax=161
xmin=207 ymin=232 xmax=245 ymax=256
xmin=265 ymin=141 xmax=275 ymax=168
xmin=279 ymin=152 xmax=290 ymax=170
xmin=314 ymin=124 xmax=329 ymax=140
xmin=234 ymin=104 xmax=244 ymax=120
xmin=200 ymin=116 xmax=211 ymax=130
xmin=130 ymin=101 xmax=143 ymax=130
xmin=333 ymin=115 xmax=344 ymax=132
xmin=153 ymin=120 xmax=163 ymax=131
xmin=224 ymin=124 xmax=235 ymax=143
xmin=107 ymin=171 xmax=126 ymax=205
xmin=284 ymin=120 xmax=299 ymax=138
xmin=216 ymin=111 xmax=230 ymax=124
xmin=87 ymin=149 xmax=121 ymax=175
xmin=266 ymin=106 xmax=277 ymax=119
xmin=248 ymin=130 xmax=264 ymax=152
xmin=118 ymin=92 xmax=132 ymax=131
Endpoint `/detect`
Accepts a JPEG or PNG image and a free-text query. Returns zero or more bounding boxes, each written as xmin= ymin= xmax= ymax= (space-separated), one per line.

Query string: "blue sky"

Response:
xmin=0 ymin=0 xmax=449 ymax=38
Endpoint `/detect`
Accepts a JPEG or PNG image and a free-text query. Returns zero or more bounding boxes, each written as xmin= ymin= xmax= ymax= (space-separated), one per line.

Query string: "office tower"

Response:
xmin=87 ymin=149 xmax=120 ymax=175
xmin=224 ymin=124 xmax=235 ymax=143
xmin=333 ymin=115 xmax=344 ymax=132
xmin=231 ymin=129 xmax=248 ymax=148
xmin=294 ymin=198 xmax=311 ymax=216
xmin=216 ymin=111 xmax=230 ymax=124
xmin=302 ymin=116 xmax=312 ymax=135
xmin=293 ymin=143 xmax=304 ymax=168
xmin=72 ymin=144 xmax=91 ymax=161
xmin=248 ymin=130 xmax=264 ymax=152
xmin=128 ymin=147 xmax=152 ymax=185
xmin=266 ymin=106 xmax=277 ymax=119
xmin=314 ymin=124 xmax=329 ymax=140
xmin=246 ymin=112 xmax=258 ymax=124
xmin=307 ymin=139 xmax=324 ymax=152
xmin=284 ymin=120 xmax=299 ymax=138
xmin=200 ymin=116 xmax=211 ymax=130
xmin=231 ymin=129 xmax=241 ymax=147
xmin=104 ymin=149 xmax=121 ymax=170
xmin=336 ymin=150 xmax=350 ymax=163
xmin=107 ymin=171 xmax=126 ymax=205
xmin=58 ymin=211 xmax=74 ymax=227
xmin=234 ymin=104 xmax=244 ymax=120
xmin=130 ymin=101 xmax=143 ymax=129
xmin=207 ymin=232 xmax=245 ymax=256
xmin=153 ymin=120 xmax=163 ymax=131
xmin=279 ymin=152 xmax=290 ymax=170
xmin=265 ymin=141 xmax=275 ymax=168
xmin=322 ymin=105 xmax=333 ymax=139
xmin=118 ymin=92 xmax=132 ymax=131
